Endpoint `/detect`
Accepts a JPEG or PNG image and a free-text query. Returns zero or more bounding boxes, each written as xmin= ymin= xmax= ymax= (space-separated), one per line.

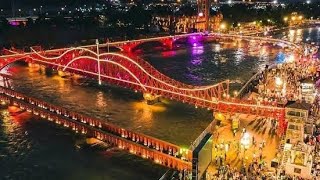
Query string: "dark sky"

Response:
xmin=0 ymin=0 xmax=319 ymax=9
xmin=0 ymin=0 xmax=102 ymax=9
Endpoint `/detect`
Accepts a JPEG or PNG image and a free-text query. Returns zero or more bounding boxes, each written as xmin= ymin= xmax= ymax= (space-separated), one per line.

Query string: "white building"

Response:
xmin=281 ymin=101 xmax=314 ymax=179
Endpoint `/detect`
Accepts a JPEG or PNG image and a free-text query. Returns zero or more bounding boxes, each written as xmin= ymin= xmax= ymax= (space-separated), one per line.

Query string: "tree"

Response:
xmin=127 ymin=3 xmax=152 ymax=29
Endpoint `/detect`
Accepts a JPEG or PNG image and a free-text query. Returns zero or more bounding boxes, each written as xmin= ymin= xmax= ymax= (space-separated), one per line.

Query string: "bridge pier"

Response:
xmin=143 ymin=93 xmax=161 ymax=105
xmin=39 ymin=65 xmax=54 ymax=75
xmin=162 ymin=38 xmax=174 ymax=51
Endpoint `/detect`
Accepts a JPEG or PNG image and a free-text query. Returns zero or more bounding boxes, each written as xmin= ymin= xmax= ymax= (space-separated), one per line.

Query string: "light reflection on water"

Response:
xmin=143 ymin=41 xmax=281 ymax=90
xmin=9 ymin=67 xmax=212 ymax=147
xmin=0 ymin=110 xmax=166 ymax=180
xmin=279 ymin=27 xmax=320 ymax=46
xmin=96 ymin=91 xmax=108 ymax=108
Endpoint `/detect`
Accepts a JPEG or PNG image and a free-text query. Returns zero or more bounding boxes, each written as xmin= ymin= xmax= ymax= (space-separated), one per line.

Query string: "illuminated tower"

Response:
xmin=196 ymin=0 xmax=210 ymax=32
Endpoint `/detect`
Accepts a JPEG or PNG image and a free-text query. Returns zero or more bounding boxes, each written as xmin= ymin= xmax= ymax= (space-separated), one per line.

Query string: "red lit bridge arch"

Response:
xmin=0 ymin=45 xmax=287 ymax=135
xmin=2 ymin=47 xmax=230 ymax=108
xmin=105 ymin=33 xmax=202 ymax=53
xmin=0 ymin=32 xmax=294 ymax=172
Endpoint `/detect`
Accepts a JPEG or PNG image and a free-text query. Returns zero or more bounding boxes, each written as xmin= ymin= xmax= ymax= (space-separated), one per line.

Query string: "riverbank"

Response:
xmin=206 ymin=38 xmax=320 ymax=179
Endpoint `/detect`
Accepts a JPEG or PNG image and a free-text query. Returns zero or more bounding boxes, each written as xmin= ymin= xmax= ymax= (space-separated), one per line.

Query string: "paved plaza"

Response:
xmin=208 ymin=113 xmax=280 ymax=174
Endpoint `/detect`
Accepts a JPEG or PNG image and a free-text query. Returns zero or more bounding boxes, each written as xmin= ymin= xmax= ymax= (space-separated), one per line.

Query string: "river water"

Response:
xmin=0 ymin=27 xmax=319 ymax=180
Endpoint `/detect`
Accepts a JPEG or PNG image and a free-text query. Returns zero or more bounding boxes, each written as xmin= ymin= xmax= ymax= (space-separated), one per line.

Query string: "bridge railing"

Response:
xmin=189 ymin=119 xmax=215 ymax=151
xmin=211 ymin=33 xmax=303 ymax=53
xmin=237 ymin=71 xmax=261 ymax=100
xmin=0 ymin=87 xmax=193 ymax=171
xmin=0 ymin=79 xmax=194 ymax=162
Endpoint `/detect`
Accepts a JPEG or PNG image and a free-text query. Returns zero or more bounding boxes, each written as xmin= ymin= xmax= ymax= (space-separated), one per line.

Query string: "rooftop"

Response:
xmin=285 ymin=100 xmax=312 ymax=111
xmin=300 ymin=77 xmax=315 ymax=84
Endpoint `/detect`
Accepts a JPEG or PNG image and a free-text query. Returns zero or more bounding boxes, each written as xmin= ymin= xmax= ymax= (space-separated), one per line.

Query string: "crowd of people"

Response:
xmin=204 ymin=126 xmax=277 ymax=180
xmin=255 ymin=58 xmax=318 ymax=104
xmin=206 ymin=55 xmax=320 ymax=179
xmin=172 ymin=51 xmax=320 ymax=179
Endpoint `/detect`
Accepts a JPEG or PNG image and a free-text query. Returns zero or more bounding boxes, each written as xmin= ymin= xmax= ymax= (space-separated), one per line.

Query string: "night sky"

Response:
xmin=0 ymin=0 xmax=104 ymax=9
xmin=0 ymin=0 xmax=319 ymax=9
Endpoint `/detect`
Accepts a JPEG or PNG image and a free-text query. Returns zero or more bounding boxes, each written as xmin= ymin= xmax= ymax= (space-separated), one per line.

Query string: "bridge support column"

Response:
xmin=122 ymin=44 xmax=133 ymax=53
xmin=39 ymin=65 xmax=45 ymax=73
xmin=143 ymin=93 xmax=161 ymax=105
xmin=163 ymin=38 xmax=174 ymax=50
xmin=39 ymin=66 xmax=54 ymax=75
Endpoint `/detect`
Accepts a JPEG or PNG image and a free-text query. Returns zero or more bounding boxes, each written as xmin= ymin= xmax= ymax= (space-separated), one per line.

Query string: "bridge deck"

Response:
xmin=0 ymin=85 xmax=192 ymax=171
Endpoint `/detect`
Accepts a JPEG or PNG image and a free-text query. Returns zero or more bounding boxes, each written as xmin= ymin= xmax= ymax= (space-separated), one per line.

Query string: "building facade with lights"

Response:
xmin=151 ymin=13 xmax=223 ymax=33
xmin=281 ymin=101 xmax=314 ymax=179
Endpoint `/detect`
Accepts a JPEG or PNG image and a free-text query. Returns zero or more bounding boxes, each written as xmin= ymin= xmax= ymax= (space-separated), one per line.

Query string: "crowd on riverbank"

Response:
xmin=250 ymin=55 xmax=318 ymax=104
xmin=205 ymin=53 xmax=320 ymax=179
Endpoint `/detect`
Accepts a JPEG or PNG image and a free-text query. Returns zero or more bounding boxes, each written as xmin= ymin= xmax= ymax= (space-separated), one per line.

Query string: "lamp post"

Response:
xmin=107 ymin=38 xmax=110 ymax=53
xmin=275 ymin=77 xmax=283 ymax=87
xmin=96 ymin=39 xmax=101 ymax=85
xmin=219 ymin=23 xmax=226 ymax=33
xmin=233 ymin=91 xmax=238 ymax=97
xmin=240 ymin=132 xmax=251 ymax=164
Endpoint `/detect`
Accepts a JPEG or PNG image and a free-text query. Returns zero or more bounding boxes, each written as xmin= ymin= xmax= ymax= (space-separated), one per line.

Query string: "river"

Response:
xmin=0 ymin=27 xmax=319 ymax=180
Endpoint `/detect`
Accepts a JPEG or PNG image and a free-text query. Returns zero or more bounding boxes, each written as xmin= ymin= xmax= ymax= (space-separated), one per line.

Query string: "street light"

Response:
xmin=275 ymin=77 xmax=283 ymax=86
xmin=240 ymin=132 xmax=251 ymax=163
xmin=283 ymin=17 xmax=288 ymax=22
xmin=286 ymin=54 xmax=295 ymax=63
xmin=233 ymin=91 xmax=238 ymax=97
xmin=220 ymin=23 xmax=226 ymax=30
xmin=240 ymin=132 xmax=251 ymax=149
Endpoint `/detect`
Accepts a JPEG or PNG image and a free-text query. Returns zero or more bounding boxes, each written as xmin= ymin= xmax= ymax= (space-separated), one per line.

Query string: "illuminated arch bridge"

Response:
xmin=0 ymin=45 xmax=286 ymax=134
xmin=0 ymin=36 xmax=292 ymax=178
